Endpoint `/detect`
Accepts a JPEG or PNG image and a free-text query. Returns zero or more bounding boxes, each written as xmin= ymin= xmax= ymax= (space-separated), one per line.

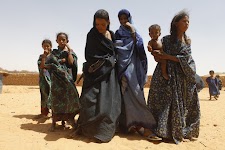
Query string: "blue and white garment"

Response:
xmin=115 ymin=9 xmax=156 ymax=131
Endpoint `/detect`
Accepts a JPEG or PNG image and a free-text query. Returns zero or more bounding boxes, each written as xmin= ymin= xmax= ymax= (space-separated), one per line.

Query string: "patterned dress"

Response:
xmin=147 ymin=35 xmax=200 ymax=144
xmin=38 ymin=55 xmax=51 ymax=116
xmin=45 ymin=48 xmax=80 ymax=119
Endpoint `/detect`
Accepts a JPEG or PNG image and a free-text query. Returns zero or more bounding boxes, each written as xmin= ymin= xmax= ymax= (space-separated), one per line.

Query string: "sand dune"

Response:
xmin=0 ymin=86 xmax=224 ymax=150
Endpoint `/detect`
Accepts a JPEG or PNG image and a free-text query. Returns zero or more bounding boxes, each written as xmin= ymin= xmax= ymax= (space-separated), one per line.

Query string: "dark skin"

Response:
xmin=39 ymin=43 xmax=52 ymax=69
xmin=149 ymin=16 xmax=191 ymax=63
xmin=95 ymin=18 xmax=112 ymax=40
xmin=119 ymin=14 xmax=136 ymax=42
xmin=56 ymin=34 xmax=74 ymax=65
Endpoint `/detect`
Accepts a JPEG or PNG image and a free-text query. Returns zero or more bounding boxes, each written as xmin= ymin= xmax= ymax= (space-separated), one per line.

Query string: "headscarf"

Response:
xmin=118 ymin=9 xmax=132 ymax=24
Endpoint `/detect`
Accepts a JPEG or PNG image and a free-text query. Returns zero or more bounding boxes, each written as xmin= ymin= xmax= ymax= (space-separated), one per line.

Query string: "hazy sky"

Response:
xmin=0 ymin=0 xmax=224 ymax=75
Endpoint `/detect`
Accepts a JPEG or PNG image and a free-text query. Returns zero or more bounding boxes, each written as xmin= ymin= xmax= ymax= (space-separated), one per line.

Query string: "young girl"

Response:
xmin=45 ymin=32 xmax=80 ymax=131
xmin=148 ymin=24 xmax=169 ymax=80
xmin=206 ymin=70 xmax=220 ymax=100
xmin=36 ymin=39 xmax=52 ymax=119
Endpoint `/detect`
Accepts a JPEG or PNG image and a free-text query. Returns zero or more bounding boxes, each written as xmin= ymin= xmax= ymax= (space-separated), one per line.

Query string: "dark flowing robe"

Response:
xmin=38 ymin=55 xmax=51 ymax=116
xmin=78 ymin=28 xmax=121 ymax=142
xmin=147 ymin=35 xmax=200 ymax=144
xmin=45 ymin=49 xmax=80 ymax=116
xmin=115 ymin=25 xmax=156 ymax=131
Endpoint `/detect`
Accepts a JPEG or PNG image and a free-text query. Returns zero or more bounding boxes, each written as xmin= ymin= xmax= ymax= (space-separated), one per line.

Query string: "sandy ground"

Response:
xmin=0 ymin=86 xmax=224 ymax=150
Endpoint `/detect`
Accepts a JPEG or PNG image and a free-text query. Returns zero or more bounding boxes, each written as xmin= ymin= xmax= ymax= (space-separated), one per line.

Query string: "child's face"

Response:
xmin=210 ymin=72 xmax=214 ymax=77
xmin=95 ymin=18 xmax=109 ymax=34
xmin=149 ymin=28 xmax=161 ymax=40
xmin=42 ymin=43 xmax=52 ymax=51
xmin=176 ymin=16 xmax=189 ymax=33
xmin=119 ymin=14 xmax=129 ymax=26
xmin=56 ymin=34 xmax=68 ymax=48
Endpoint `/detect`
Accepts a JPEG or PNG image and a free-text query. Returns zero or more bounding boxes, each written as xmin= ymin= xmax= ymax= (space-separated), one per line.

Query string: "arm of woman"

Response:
xmin=165 ymin=53 xmax=179 ymax=62
xmin=151 ymin=50 xmax=179 ymax=62
xmin=66 ymin=44 xmax=75 ymax=65
xmin=125 ymin=22 xmax=136 ymax=42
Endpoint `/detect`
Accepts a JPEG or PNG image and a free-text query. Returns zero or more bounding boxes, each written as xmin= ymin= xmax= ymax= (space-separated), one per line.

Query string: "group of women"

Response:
xmin=38 ymin=9 xmax=200 ymax=144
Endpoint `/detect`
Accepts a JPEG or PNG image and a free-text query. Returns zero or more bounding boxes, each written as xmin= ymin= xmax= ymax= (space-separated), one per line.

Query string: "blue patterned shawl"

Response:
xmin=115 ymin=10 xmax=156 ymax=130
xmin=115 ymin=11 xmax=147 ymax=88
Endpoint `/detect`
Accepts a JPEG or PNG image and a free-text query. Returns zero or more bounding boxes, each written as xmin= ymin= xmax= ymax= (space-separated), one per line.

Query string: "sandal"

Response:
xmin=146 ymin=133 xmax=162 ymax=141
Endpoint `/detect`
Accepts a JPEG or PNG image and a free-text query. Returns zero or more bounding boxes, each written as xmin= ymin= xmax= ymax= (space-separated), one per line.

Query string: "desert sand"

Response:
xmin=0 ymin=86 xmax=224 ymax=150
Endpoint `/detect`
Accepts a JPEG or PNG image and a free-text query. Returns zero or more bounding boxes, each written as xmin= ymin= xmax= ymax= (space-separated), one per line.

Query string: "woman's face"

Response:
xmin=119 ymin=14 xmax=129 ymax=26
xmin=95 ymin=18 xmax=109 ymax=34
xmin=176 ymin=15 xmax=189 ymax=33
xmin=56 ymin=34 xmax=68 ymax=48
xmin=42 ymin=43 xmax=52 ymax=51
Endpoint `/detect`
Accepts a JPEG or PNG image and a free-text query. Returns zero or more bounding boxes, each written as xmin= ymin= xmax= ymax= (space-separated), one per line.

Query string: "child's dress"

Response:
xmin=206 ymin=77 xmax=220 ymax=96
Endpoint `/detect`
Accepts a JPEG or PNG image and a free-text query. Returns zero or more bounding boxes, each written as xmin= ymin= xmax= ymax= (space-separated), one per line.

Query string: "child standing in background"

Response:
xmin=216 ymin=75 xmax=223 ymax=90
xmin=147 ymin=24 xmax=169 ymax=80
xmin=36 ymin=39 xmax=52 ymax=118
xmin=206 ymin=70 xmax=220 ymax=100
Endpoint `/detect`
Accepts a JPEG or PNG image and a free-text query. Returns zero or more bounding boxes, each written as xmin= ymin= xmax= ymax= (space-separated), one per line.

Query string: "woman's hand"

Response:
xmin=125 ymin=22 xmax=135 ymax=33
xmin=43 ymin=49 xmax=49 ymax=56
xmin=152 ymin=50 xmax=168 ymax=60
xmin=65 ymin=43 xmax=72 ymax=51
xmin=152 ymin=50 xmax=179 ymax=62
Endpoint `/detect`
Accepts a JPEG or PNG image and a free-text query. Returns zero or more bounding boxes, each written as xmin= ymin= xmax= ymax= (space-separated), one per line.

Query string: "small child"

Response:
xmin=216 ymin=75 xmax=223 ymax=90
xmin=36 ymin=39 xmax=52 ymax=119
xmin=206 ymin=70 xmax=220 ymax=100
xmin=147 ymin=24 xmax=169 ymax=80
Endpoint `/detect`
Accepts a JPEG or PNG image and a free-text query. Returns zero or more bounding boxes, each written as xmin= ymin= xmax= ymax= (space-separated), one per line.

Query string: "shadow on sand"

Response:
xmin=13 ymin=114 xmax=173 ymax=144
xmin=13 ymin=114 xmax=50 ymax=124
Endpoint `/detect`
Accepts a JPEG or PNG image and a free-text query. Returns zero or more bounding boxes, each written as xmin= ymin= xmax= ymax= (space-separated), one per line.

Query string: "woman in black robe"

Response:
xmin=76 ymin=9 xmax=121 ymax=143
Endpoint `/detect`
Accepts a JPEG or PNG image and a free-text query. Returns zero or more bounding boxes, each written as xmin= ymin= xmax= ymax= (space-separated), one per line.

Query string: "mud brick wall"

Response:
xmin=2 ymin=73 xmax=225 ymax=88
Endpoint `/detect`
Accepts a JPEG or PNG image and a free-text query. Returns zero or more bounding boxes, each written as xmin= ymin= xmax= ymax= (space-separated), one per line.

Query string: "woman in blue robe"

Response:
xmin=147 ymin=10 xmax=200 ymax=144
xmin=115 ymin=9 xmax=156 ymax=134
